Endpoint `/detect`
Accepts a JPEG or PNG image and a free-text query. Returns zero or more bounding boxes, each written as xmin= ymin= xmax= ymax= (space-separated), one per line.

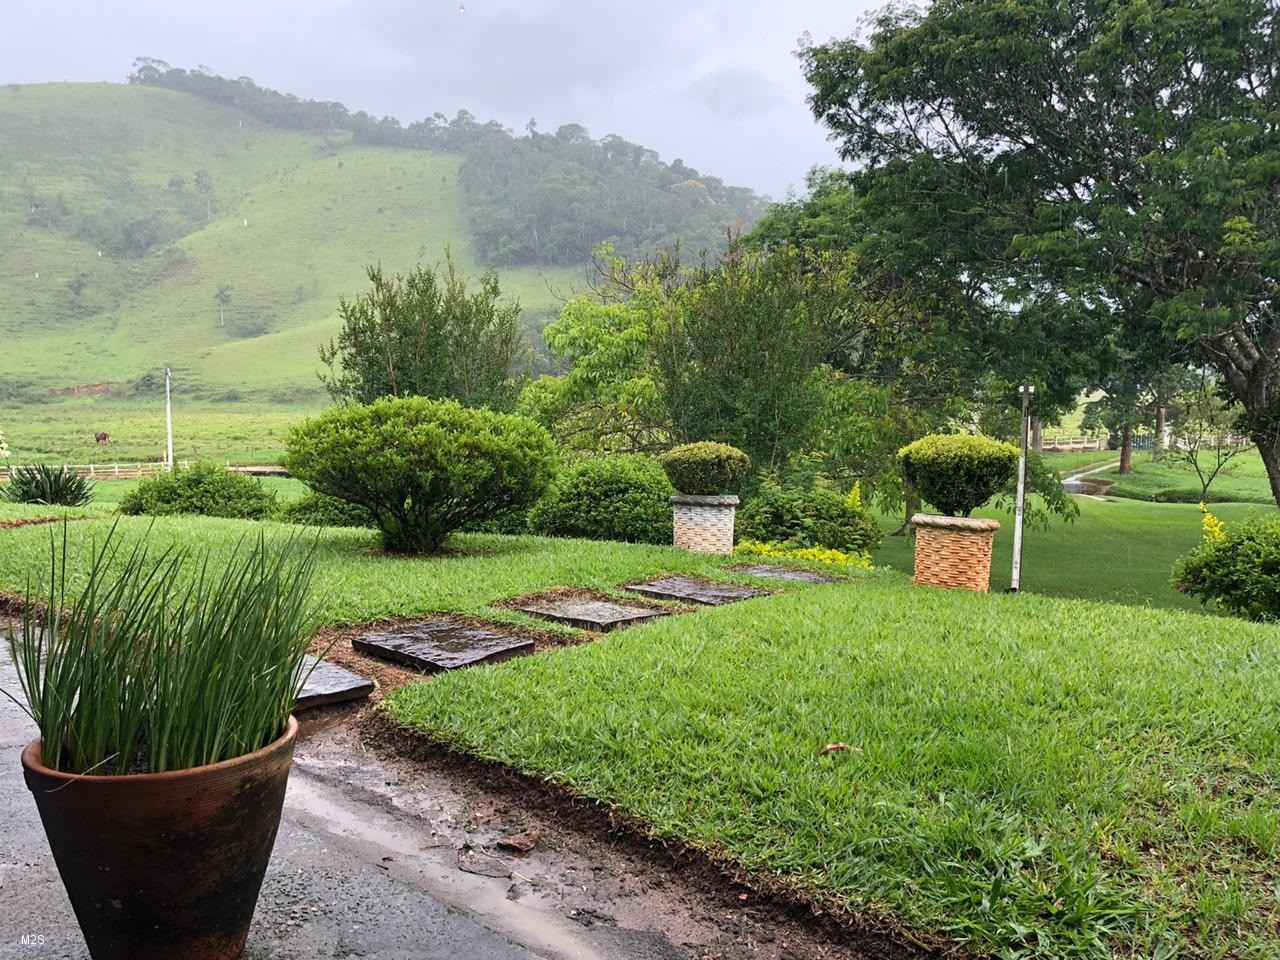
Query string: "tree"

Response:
xmin=801 ymin=0 xmax=1280 ymax=503
xmin=215 ymin=285 xmax=232 ymax=327
xmin=318 ymin=254 xmax=523 ymax=411
xmin=194 ymin=169 xmax=214 ymax=219
xmin=1167 ymin=372 xmax=1251 ymax=501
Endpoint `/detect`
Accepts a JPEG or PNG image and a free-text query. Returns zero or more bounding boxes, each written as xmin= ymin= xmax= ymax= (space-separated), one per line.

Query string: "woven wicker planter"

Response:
xmin=910 ymin=514 xmax=1001 ymax=592
xmin=671 ymin=494 xmax=738 ymax=555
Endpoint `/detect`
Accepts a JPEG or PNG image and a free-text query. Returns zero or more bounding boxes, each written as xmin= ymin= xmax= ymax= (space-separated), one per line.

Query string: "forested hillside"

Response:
xmin=129 ymin=61 xmax=768 ymax=265
xmin=0 ymin=70 xmax=761 ymax=407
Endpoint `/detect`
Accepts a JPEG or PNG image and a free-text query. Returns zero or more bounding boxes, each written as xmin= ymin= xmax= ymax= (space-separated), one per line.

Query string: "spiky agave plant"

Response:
xmin=4 ymin=522 xmax=320 ymax=775
xmin=3 ymin=463 xmax=94 ymax=507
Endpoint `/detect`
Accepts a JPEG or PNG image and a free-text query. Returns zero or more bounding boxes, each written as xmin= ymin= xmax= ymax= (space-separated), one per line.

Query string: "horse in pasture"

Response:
xmin=94 ymin=432 xmax=110 ymax=444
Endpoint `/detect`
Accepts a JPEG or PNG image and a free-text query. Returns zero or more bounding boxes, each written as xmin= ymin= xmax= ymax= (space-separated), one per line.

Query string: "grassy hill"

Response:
xmin=0 ymin=83 xmax=594 ymax=460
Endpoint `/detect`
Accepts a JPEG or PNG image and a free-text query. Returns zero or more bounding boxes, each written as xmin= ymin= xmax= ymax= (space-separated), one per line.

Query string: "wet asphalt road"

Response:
xmin=0 ymin=650 xmax=682 ymax=960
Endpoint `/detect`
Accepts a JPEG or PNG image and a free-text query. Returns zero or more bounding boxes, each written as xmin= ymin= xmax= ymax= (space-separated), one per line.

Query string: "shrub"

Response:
xmin=734 ymin=539 xmax=872 ymax=569
xmin=898 ymin=434 xmax=1019 ymax=517
xmin=2 ymin=463 xmax=94 ymax=506
xmin=529 ymin=455 xmax=674 ymax=544
xmin=285 ymin=397 xmax=557 ymax=553
xmin=277 ymin=491 xmax=374 ymax=528
xmin=659 ymin=442 xmax=751 ymax=495
xmin=119 ymin=462 xmax=277 ymax=519
xmin=737 ymin=482 xmax=882 ymax=553
xmin=1173 ymin=507 xmax=1280 ymax=620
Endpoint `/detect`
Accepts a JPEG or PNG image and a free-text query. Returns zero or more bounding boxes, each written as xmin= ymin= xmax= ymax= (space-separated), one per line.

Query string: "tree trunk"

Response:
xmin=1153 ymin=405 xmax=1167 ymax=461
xmin=1253 ymin=429 xmax=1280 ymax=507
xmin=1118 ymin=425 xmax=1133 ymax=474
xmin=892 ymin=493 xmax=921 ymax=537
xmin=1031 ymin=417 xmax=1043 ymax=454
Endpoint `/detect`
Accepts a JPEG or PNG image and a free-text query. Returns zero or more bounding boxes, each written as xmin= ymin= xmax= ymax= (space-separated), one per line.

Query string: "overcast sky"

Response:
xmin=1 ymin=1 xmax=876 ymax=198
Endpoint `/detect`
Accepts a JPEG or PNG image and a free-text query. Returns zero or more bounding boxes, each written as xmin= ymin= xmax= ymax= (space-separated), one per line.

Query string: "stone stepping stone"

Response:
xmin=732 ymin=564 xmax=840 ymax=584
xmin=352 ymin=620 xmax=534 ymax=672
xmin=517 ymin=599 xmax=668 ymax=632
xmin=624 ymin=576 xmax=763 ymax=606
xmin=296 ymin=655 xmax=375 ymax=710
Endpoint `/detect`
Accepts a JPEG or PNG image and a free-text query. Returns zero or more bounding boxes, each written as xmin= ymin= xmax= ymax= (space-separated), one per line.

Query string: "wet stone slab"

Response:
xmin=624 ymin=576 xmax=763 ymax=606
xmin=296 ymin=655 xmax=376 ymax=711
xmin=732 ymin=564 xmax=840 ymax=584
xmin=352 ymin=620 xmax=534 ymax=671
xmin=517 ymin=599 xmax=668 ymax=632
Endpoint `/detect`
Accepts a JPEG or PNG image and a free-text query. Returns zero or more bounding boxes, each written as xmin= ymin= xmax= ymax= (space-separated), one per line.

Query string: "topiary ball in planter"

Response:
xmin=898 ymin=434 xmax=1019 ymax=592
xmin=658 ymin=442 xmax=751 ymax=554
xmin=898 ymin=434 xmax=1019 ymax=517
xmin=658 ymin=442 xmax=752 ymax=496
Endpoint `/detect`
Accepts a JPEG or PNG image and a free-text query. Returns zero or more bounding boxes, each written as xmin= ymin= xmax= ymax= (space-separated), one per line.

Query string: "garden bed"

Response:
xmin=386 ymin=578 xmax=1280 ymax=958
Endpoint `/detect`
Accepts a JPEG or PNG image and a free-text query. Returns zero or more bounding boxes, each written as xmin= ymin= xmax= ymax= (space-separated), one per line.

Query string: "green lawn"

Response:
xmin=1040 ymin=449 xmax=1119 ymax=473
xmin=873 ymin=496 xmax=1272 ymax=612
xmin=0 ymin=515 xmax=744 ymax=626
xmin=1102 ymin=449 xmax=1274 ymax=505
xmin=4 ymin=508 xmax=1277 ymax=955
xmin=386 ymin=577 xmax=1280 ymax=958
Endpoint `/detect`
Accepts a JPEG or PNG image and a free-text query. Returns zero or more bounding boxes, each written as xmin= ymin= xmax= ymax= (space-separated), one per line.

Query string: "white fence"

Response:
xmin=0 ymin=462 xmax=193 ymax=483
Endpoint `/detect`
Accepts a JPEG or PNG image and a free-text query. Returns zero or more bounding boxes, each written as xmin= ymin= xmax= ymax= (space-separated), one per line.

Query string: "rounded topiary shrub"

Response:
xmin=119 ymin=462 xmax=276 ymax=519
xmin=285 ymin=397 xmax=557 ymax=553
xmin=659 ymin=442 xmax=751 ymax=495
xmin=737 ymin=482 xmax=882 ymax=553
xmin=277 ymin=491 xmax=374 ymax=528
xmin=898 ymin=434 xmax=1019 ymax=517
xmin=529 ymin=455 xmax=674 ymax=544
xmin=1174 ymin=511 xmax=1280 ymax=620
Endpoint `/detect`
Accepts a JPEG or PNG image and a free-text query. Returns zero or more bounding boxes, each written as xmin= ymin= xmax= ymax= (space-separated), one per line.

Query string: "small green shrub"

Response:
xmin=285 ymin=397 xmax=557 ymax=553
xmin=119 ymin=462 xmax=277 ymax=519
xmin=2 ymin=463 xmax=94 ymax=506
xmin=898 ymin=434 xmax=1019 ymax=517
xmin=737 ymin=482 xmax=882 ymax=553
xmin=659 ymin=442 xmax=751 ymax=495
xmin=1173 ymin=509 xmax=1280 ymax=620
xmin=529 ymin=455 xmax=674 ymax=544
xmin=278 ymin=491 xmax=374 ymax=528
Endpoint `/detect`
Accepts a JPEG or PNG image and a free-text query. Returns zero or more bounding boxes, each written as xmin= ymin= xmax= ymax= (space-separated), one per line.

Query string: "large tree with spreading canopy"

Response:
xmin=802 ymin=0 xmax=1280 ymax=502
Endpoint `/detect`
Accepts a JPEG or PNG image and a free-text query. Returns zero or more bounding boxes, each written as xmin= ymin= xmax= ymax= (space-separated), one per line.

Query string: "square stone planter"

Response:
xmin=671 ymin=494 xmax=738 ymax=554
xmin=910 ymin=513 xmax=1001 ymax=592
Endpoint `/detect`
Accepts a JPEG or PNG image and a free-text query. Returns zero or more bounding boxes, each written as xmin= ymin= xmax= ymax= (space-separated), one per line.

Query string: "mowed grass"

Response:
xmin=873 ymin=496 xmax=1273 ymax=612
xmin=1101 ymin=449 xmax=1274 ymax=505
xmin=0 ymin=514 xmax=742 ymax=625
xmin=387 ymin=579 xmax=1280 ymax=958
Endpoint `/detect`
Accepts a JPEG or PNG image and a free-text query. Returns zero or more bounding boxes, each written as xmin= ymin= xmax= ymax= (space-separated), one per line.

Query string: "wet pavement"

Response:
xmin=0 ymin=646 xmax=676 ymax=960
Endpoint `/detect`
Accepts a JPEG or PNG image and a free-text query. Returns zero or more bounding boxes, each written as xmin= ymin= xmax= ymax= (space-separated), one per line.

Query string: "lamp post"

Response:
xmin=1010 ymin=382 xmax=1035 ymax=593
xmin=164 ymin=367 xmax=174 ymax=472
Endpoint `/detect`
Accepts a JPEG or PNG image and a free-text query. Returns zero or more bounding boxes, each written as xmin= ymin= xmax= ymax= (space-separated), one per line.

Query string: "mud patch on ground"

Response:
xmin=0 ymin=515 xmax=91 ymax=530
xmin=345 ymin=710 xmax=956 ymax=960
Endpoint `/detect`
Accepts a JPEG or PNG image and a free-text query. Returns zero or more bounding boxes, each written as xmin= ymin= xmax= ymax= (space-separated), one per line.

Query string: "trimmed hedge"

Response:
xmin=285 ymin=397 xmax=556 ymax=553
xmin=277 ymin=491 xmax=374 ymax=528
xmin=119 ymin=462 xmax=276 ymax=519
xmin=899 ymin=434 xmax=1019 ymax=517
xmin=737 ymin=482 xmax=882 ymax=553
xmin=529 ymin=455 xmax=674 ymax=544
xmin=659 ymin=442 xmax=751 ymax=495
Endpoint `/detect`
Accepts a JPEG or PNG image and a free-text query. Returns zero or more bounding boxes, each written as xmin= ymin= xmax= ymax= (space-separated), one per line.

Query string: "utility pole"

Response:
xmin=165 ymin=367 xmax=174 ymax=472
xmin=1009 ymin=382 xmax=1035 ymax=593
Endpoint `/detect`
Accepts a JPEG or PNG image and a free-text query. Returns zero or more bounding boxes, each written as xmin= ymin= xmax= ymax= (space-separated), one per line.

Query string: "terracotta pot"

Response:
xmin=22 ymin=716 xmax=298 ymax=960
xmin=910 ymin=513 xmax=1001 ymax=592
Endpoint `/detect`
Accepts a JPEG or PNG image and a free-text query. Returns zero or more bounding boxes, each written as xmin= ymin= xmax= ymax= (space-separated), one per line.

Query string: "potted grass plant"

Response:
xmin=899 ymin=434 xmax=1019 ymax=592
xmin=5 ymin=524 xmax=319 ymax=960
